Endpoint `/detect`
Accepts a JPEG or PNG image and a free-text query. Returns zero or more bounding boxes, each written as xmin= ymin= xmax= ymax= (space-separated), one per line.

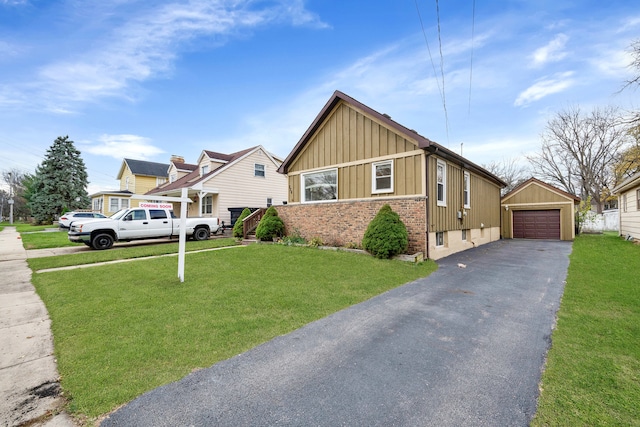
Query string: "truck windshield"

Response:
xmin=110 ymin=209 xmax=128 ymax=220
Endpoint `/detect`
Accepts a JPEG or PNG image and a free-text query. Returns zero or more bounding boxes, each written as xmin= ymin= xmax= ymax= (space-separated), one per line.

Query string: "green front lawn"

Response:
xmin=32 ymin=244 xmax=437 ymax=420
xmin=532 ymin=233 xmax=640 ymax=426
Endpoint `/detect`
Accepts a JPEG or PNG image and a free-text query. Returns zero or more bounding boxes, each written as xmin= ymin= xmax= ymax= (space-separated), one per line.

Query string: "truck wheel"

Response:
xmin=193 ymin=227 xmax=210 ymax=241
xmin=91 ymin=233 xmax=114 ymax=250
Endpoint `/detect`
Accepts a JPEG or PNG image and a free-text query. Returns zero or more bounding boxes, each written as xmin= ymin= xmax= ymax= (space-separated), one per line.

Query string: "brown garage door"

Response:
xmin=513 ymin=210 xmax=560 ymax=240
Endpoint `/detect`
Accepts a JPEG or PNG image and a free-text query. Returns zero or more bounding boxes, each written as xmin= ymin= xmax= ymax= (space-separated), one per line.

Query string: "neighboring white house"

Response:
xmin=146 ymin=146 xmax=288 ymax=227
xmin=612 ymin=171 xmax=640 ymax=241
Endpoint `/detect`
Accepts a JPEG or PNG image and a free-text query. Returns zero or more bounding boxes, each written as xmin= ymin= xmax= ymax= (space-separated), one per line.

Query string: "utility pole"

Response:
xmin=8 ymin=172 xmax=14 ymax=225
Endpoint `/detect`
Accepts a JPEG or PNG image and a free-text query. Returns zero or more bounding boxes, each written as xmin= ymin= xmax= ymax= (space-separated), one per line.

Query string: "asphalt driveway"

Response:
xmin=101 ymin=239 xmax=572 ymax=427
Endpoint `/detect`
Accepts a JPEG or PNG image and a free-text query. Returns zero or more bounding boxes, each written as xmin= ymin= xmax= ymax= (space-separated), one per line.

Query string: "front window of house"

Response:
xmin=437 ymin=160 xmax=446 ymax=206
xmin=201 ymin=195 xmax=212 ymax=215
xmin=372 ymin=160 xmax=393 ymax=193
xmin=125 ymin=176 xmax=130 ymax=191
xmin=170 ymin=173 xmax=177 ymax=183
xmin=201 ymin=165 xmax=209 ymax=176
xmin=109 ymin=197 xmax=129 ymax=212
xmin=302 ymin=169 xmax=337 ymax=203
xmin=255 ymin=164 xmax=265 ymax=177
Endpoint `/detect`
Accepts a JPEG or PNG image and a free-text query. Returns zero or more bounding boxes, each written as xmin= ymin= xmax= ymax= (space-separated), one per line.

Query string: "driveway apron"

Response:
xmin=101 ymin=239 xmax=572 ymax=427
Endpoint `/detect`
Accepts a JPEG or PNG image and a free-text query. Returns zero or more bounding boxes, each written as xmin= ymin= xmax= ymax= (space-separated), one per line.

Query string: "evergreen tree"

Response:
xmin=362 ymin=204 xmax=408 ymax=259
xmin=29 ymin=136 xmax=90 ymax=223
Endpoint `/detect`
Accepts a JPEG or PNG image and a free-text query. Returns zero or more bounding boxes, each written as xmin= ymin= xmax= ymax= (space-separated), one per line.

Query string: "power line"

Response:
xmin=435 ymin=0 xmax=449 ymax=142
xmin=414 ymin=1 xmax=448 ymax=140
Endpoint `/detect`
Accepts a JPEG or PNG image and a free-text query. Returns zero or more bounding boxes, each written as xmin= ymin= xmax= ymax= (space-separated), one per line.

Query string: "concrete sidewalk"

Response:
xmin=0 ymin=227 xmax=75 ymax=427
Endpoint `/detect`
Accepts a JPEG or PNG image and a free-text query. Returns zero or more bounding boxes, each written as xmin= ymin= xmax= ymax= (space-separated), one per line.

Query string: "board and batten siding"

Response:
xmin=428 ymin=156 xmax=501 ymax=232
xmin=620 ymin=186 xmax=640 ymax=239
xmin=200 ymin=149 xmax=287 ymax=224
xmin=286 ymin=101 xmax=424 ymax=203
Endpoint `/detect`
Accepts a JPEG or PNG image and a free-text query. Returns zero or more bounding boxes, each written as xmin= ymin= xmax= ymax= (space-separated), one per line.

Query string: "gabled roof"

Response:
xmin=277 ymin=90 xmax=506 ymax=188
xmin=117 ymin=159 xmax=170 ymax=179
xmin=612 ymin=170 xmax=640 ymax=194
xmin=502 ymin=177 xmax=581 ymax=202
xmin=170 ymin=161 xmax=198 ymax=173
xmin=146 ymin=145 xmax=280 ymax=195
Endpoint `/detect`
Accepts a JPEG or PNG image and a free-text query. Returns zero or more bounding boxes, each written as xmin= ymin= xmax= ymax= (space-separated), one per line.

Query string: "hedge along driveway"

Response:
xmin=32 ymin=244 xmax=437 ymax=418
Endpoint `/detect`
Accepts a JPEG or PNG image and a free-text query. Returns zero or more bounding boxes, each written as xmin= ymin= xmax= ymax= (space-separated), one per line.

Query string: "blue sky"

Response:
xmin=1 ymin=0 xmax=638 ymax=194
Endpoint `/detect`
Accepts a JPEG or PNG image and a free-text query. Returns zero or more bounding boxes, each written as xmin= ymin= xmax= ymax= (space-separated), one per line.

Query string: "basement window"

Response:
xmin=435 ymin=231 xmax=445 ymax=247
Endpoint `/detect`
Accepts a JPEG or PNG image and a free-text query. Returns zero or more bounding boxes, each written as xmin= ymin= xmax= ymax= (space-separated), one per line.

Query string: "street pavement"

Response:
xmin=101 ymin=239 xmax=573 ymax=427
xmin=0 ymin=227 xmax=75 ymax=427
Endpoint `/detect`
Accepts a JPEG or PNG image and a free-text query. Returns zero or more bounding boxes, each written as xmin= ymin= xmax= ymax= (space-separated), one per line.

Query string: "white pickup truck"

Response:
xmin=68 ymin=206 xmax=220 ymax=250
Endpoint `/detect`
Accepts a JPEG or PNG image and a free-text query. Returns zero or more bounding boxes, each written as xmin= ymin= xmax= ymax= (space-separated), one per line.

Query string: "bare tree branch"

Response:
xmin=527 ymin=105 xmax=629 ymax=213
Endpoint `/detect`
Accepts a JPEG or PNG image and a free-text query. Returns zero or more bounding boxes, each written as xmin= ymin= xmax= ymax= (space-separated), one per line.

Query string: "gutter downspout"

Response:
xmin=425 ymin=151 xmax=434 ymax=260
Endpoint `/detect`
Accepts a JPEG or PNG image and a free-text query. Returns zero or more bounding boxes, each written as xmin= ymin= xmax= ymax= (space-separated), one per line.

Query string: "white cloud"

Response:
xmin=514 ymin=71 xmax=575 ymax=107
xmin=18 ymin=0 xmax=328 ymax=112
xmin=82 ymin=134 xmax=165 ymax=160
xmin=531 ymin=34 xmax=569 ymax=67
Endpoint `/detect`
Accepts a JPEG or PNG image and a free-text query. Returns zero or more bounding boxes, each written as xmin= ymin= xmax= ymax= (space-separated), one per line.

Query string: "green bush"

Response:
xmin=255 ymin=212 xmax=285 ymax=241
xmin=232 ymin=208 xmax=252 ymax=238
xmin=362 ymin=204 xmax=408 ymax=259
xmin=262 ymin=206 xmax=279 ymax=217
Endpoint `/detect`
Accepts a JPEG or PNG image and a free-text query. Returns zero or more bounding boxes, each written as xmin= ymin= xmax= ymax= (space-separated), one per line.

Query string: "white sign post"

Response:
xmin=130 ymin=192 xmax=193 ymax=283
xmin=177 ymin=188 xmax=188 ymax=282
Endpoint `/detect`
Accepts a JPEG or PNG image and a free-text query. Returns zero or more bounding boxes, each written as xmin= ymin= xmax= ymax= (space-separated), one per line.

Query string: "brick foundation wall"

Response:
xmin=275 ymin=198 xmax=427 ymax=255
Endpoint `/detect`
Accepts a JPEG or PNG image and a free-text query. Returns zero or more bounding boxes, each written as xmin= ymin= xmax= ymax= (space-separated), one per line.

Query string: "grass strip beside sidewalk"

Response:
xmin=27 ymin=238 xmax=239 ymax=270
xmin=532 ymin=233 xmax=640 ymax=426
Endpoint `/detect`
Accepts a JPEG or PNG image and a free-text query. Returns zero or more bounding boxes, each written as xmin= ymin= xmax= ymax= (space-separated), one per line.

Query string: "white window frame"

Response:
xmin=156 ymin=177 xmax=167 ymax=186
xmin=255 ymin=163 xmax=265 ymax=178
xmin=301 ymin=168 xmax=338 ymax=203
xmin=201 ymin=195 xmax=212 ymax=215
xmin=436 ymin=159 xmax=447 ymax=207
xmin=109 ymin=197 xmax=129 ymax=212
xmin=463 ymin=171 xmax=471 ymax=209
xmin=435 ymin=231 xmax=445 ymax=247
xmin=125 ymin=176 xmax=130 ymax=191
xmin=201 ymin=165 xmax=209 ymax=176
xmin=462 ymin=229 xmax=467 ymax=241
xmin=170 ymin=173 xmax=177 ymax=183
xmin=372 ymin=160 xmax=394 ymax=194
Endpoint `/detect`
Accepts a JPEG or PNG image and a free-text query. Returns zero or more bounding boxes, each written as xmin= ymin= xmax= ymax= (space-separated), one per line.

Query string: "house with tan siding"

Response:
xmin=613 ymin=171 xmax=640 ymax=241
xmin=91 ymin=158 xmax=169 ymax=215
xmin=146 ymin=146 xmax=287 ymax=227
xmin=276 ymin=90 xmax=506 ymax=260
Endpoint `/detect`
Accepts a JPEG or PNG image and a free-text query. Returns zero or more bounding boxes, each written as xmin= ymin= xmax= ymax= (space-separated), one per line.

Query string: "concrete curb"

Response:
xmin=0 ymin=227 xmax=75 ymax=427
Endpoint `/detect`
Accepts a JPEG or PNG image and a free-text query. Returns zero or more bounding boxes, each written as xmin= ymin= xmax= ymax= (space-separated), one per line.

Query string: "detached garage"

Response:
xmin=501 ymin=178 xmax=580 ymax=241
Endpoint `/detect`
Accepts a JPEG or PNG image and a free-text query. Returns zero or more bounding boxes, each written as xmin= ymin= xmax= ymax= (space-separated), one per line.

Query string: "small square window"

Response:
xmin=436 ymin=231 xmax=444 ymax=247
xmin=372 ymin=160 xmax=393 ymax=193
xmin=255 ymin=164 xmax=265 ymax=177
xmin=201 ymin=165 xmax=209 ymax=176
